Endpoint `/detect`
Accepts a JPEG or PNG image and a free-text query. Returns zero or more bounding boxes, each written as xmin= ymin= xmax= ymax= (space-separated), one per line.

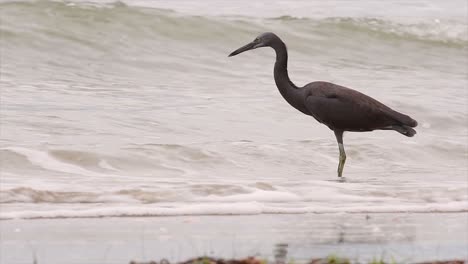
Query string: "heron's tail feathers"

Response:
xmin=387 ymin=110 xmax=418 ymax=128
xmin=392 ymin=125 xmax=417 ymax=137
xmin=379 ymin=109 xmax=417 ymax=137
xmin=383 ymin=109 xmax=418 ymax=137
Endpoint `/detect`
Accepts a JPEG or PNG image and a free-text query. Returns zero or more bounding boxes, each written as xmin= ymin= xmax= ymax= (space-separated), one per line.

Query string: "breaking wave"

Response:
xmin=1 ymin=0 xmax=466 ymax=50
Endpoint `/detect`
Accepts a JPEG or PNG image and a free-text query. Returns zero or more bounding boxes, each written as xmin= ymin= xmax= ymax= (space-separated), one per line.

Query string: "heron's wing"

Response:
xmin=304 ymin=83 xmax=396 ymax=130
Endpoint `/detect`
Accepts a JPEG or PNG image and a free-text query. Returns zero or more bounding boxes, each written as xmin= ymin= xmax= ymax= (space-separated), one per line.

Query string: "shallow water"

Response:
xmin=1 ymin=213 xmax=467 ymax=263
xmin=0 ymin=0 xmax=467 ymax=219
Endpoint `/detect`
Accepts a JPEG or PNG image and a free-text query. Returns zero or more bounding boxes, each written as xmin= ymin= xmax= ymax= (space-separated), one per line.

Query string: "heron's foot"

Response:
xmin=326 ymin=177 xmax=347 ymax=183
xmin=337 ymin=165 xmax=343 ymax=177
xmin=337 ymin=161 xmax=345 ymax=177
xmin=337 ymin=143 xmax=346 ymax=178
xmin=337 ymin=157 xmax=346 ymax=177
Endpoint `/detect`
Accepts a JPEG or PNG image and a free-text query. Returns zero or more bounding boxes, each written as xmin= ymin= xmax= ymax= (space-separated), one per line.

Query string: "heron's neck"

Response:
xmin=273 ymin=41 xmax=296 ymax=90
xmin=272 ymin=41 xmax=303 ymax=111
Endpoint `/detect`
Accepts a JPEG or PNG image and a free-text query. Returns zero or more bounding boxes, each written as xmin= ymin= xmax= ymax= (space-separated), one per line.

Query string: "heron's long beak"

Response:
xmin=228 ymin=41 xmax=257 ymax=57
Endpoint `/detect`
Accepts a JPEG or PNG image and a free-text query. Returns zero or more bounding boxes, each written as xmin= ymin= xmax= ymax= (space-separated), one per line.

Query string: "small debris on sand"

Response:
xmin=129 ymin=257 xmax=465 ymax=264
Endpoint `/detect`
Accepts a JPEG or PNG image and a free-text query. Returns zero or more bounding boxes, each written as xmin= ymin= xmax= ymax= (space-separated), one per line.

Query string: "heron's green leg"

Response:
xmin=334 ymin=130 xmax=346 ymax=177
xmin=338 ymin=143 xmax=347 ymax=177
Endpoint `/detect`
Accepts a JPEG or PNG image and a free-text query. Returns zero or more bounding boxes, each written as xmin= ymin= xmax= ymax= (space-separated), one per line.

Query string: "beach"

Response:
xmin=0 ymin=0 xmax=467 ymax=263
xmin=2 ymin=213 xmax=467 ymax=264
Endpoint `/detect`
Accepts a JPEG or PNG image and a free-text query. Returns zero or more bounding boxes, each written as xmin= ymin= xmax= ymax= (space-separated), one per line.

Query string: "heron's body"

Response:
xmin=282 ymin=81 xmax=417 ymax=133
xmin=229 ymin=32 xmax=417 ymax=177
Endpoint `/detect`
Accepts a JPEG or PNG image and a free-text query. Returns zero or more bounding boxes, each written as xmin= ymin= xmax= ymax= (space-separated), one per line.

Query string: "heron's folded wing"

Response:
xmin=304 ymin=94 xmax=392 ymax=130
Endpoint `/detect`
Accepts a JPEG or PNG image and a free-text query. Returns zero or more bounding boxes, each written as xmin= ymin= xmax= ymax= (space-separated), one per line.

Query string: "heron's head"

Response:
xmin=228 ymin=32 xmax=279 ymax=57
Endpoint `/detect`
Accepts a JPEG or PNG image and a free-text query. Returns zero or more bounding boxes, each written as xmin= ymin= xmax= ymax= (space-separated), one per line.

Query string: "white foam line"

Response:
xmin=1 ymin=201 xmax=467 ymax=220
xmin=98 ymin=159 xmax=120 ymax=171
xmin=0 ymin=202 xmax=263 ymax=220
xmin=196 ymin=189 xmax=301 ymax=202
xmin=4 ymin=147 xmax=111 ymax=178
xmin=263 ymin=201 xmax=468 ymax=214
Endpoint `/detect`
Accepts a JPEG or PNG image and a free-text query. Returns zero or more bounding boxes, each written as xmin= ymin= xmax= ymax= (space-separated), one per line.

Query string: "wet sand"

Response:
xmin=1 ymin=213 xmax=467 ymax=264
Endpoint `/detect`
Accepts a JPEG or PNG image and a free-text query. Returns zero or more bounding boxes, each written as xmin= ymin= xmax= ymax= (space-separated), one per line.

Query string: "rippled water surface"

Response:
xmin=0 ymin=0 xmax=467 ymax=219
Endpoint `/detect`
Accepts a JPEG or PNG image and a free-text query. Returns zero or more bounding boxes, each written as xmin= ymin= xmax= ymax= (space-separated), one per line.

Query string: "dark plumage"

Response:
xmin=229 ymin=32 xmax=417 ymax=177
xmin=304 ymin=81 xmax=417 ymax=135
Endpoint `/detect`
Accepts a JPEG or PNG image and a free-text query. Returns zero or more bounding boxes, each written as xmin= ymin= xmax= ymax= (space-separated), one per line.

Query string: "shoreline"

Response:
xmin=2 ymin=209 xmax=468 ymax=221
xmin=131 ymin=256 xmax=465 ymax=264
xmin=2 ymin=201 xmax=467 ymax=220
xmin=1 ymin=213 xmax=467 ymax=264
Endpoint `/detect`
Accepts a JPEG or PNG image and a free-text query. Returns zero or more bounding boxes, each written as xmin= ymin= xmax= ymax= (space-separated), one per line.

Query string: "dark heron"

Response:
xmin=228 ymin=32 xmax=417 ymax=177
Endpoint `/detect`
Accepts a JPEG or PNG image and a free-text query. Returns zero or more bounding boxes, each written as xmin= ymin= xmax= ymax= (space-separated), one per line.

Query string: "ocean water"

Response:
xmin=0 ymin=0 xmax=467 ymax=220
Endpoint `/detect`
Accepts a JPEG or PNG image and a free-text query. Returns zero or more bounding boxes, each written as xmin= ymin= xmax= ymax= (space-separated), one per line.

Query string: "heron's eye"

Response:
xmin=255 ymin=38 xmax=260 ymax=42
